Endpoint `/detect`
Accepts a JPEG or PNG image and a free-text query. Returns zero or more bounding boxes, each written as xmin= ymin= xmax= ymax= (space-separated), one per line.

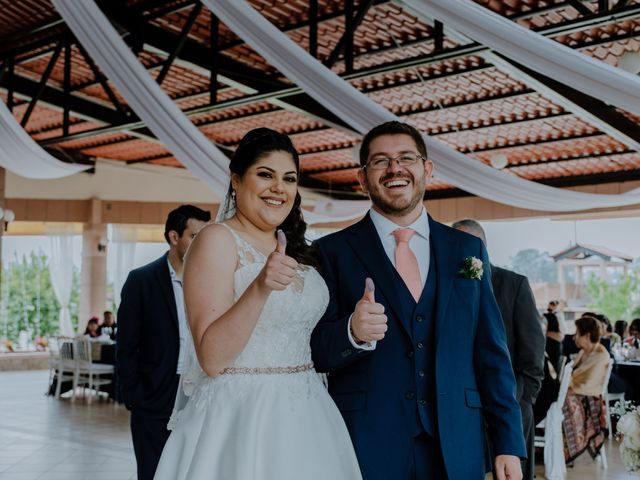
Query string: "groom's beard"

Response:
xmin=366 ymin=171 xmax=426 ymax=217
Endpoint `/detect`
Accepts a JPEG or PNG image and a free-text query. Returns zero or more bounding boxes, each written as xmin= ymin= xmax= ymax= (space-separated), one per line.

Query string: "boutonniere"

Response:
xmin=459 ymin=256 xmax=483 ymax=280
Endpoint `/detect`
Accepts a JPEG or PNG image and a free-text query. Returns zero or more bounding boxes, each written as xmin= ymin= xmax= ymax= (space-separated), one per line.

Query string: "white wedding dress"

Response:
xmin=154 ymin=224 xmax=362 ymax=480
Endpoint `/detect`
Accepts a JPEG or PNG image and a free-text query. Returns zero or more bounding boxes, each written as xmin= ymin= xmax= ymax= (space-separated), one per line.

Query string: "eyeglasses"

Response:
xmin=364 ymin=153 xmax=424 ymax=170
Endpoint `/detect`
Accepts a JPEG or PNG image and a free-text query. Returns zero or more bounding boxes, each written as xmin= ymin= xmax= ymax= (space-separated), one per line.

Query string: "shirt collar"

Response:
xmin=167 ymin=257 xmax=180 ymax=282
xmin=369 ymin=206 xmax=430 ymax=241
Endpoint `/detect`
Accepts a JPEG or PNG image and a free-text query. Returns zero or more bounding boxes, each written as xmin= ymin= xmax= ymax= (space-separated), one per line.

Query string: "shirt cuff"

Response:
xmin=347 ymin=314 xmax=376 ymax=351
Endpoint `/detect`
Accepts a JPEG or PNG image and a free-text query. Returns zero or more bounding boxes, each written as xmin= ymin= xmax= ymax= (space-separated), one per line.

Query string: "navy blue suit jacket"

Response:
xmin=116 ymin=253 xmax=180 ymax=416
xmin=311 ymin=214 xmax=526 ymax=480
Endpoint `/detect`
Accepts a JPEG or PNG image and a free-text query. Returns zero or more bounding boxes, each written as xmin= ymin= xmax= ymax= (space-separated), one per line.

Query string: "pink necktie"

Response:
xmin=392 ymin=228 xmax=422 ymax=302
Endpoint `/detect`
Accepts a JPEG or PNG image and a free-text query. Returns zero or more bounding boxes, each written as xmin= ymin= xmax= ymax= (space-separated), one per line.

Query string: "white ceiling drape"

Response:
xmin=52 ymin=0 xmax=367 ymax=223
xmin=397 ymin=0 xmax=640 ymax=118
xmin=0 ymin=100 xmax=89 ymax=179
xmin=203 ymin=0 xmax=640 ymax=212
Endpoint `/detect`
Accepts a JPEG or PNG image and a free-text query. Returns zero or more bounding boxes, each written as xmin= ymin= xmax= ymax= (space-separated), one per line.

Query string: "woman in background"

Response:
xmin=562 ymin=315 xmax=610 ymax=462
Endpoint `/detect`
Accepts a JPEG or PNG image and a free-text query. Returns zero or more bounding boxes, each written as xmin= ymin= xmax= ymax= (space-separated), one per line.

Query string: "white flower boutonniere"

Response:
xmin=459 ymin=256 xmax=483 ymax=280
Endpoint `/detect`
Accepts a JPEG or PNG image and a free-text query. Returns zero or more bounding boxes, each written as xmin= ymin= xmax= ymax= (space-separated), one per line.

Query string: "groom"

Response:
xmin=311 ymin=121 xmax=525 ymax=479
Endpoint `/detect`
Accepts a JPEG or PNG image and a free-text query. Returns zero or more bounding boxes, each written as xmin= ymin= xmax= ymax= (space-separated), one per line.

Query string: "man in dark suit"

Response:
xmin=117 ymin=204 xmax=210 ymax=480
xmin=452 ymin=219 xmax=544 ymax=480
xmin=311 ymin=121 xmax=525 ymax=480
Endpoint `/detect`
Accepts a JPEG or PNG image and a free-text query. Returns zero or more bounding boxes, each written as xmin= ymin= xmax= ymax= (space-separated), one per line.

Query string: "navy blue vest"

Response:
xmin=391 ymin=241 xmax=438 ymax=436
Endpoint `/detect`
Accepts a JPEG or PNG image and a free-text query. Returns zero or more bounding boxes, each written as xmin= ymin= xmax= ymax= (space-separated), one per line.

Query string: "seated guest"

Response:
xmin=84 ymin=317 xmax=100 ymax=338
xmin=594 ymin=314 xmax=612 ymax=354
xmin=98 ymin=310 xmax=117 ymax=340
xmin=615 ymin=320 xmax=629 ymax=344
xmin=534 ymin=312 xmax=563 ymax=424
xmin=625 ymin=319 xmax=640 ymax=348
xmin=545 ymin=313 xmax=564 ymax=374
xmin=561 ymin=315 xmax=611 ymax=462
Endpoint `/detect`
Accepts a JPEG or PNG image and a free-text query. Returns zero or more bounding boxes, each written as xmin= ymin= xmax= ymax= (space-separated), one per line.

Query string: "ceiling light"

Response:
xmin=490 ymin=154 xmax=508 ymax=170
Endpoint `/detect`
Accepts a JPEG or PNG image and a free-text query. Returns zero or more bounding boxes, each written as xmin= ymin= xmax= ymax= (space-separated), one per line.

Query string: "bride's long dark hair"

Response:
xmin=227 ymin=128 xmax=318 ymax=268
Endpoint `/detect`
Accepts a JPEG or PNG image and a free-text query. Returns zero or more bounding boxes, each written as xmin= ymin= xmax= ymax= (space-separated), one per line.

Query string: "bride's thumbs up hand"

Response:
xmin=351 ymin=278 xmax=387 ymax=343
xmin=257 ymin=230 xmax=298 ymax=293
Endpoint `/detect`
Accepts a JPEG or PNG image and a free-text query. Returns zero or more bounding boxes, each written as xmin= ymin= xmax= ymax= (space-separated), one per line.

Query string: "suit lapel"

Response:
xmin=156 ymin=252 xmax=179 ymax=330
xmin=347 ymin=214 xmax=412 ymax=330
xmin=429 ymin=217 xmax=458 ymax=349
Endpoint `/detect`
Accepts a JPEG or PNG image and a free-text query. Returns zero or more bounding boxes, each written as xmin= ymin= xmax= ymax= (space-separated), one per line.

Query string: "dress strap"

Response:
xmin=217 ymin=223 xmax=265 ymax=267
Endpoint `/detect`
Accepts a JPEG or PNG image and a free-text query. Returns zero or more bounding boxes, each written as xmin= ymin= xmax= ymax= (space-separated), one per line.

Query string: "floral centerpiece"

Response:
xmin=611 ymin=400 xmax=640 ymax=474
xmin=35 ymin=336 xmax=49 ymax=351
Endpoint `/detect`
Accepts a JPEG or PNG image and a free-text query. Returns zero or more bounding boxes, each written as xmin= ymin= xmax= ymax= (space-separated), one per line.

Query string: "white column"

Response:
xmin=78 ymin=198 xmax=107 ymax=331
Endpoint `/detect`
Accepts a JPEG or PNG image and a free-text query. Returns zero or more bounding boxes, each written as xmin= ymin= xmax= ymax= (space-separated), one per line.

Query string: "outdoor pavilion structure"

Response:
xmin=1 ymin=0 xmax=640 ymax=323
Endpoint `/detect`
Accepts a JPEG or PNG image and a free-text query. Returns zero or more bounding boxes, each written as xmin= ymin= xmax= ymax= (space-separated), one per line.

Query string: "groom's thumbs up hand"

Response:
xmin=352 ymin=278 xmax=387 ymax=343
xmin=257 ymin=229 xmax=298 ymax=293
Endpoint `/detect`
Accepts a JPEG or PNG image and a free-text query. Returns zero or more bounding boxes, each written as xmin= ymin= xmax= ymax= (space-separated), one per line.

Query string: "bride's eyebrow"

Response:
xmin=256 ymin=166 xmax=297 ymax=175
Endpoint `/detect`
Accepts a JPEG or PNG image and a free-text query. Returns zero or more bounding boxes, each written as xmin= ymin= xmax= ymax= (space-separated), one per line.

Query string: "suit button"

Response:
xmin=419 ymin=399 xmax=427 ymax=406
xmin=417 ymin=342 xmax=424 ymax=349
xmin=341 ymin=348 xmax=353 ymax=358
xmin=416 ymin=315 xmax=423 ymax=323
xmin=405 ymin=392 xmax=415 ymax=400
xmin=406 ymin=350 xmax=414 ymax=358
xmin=418 ymin=370 xmax=425 ymax=377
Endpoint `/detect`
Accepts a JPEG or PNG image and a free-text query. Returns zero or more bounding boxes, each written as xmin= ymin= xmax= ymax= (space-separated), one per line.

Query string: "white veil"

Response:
xmin=168 ymin=187 xmax=235 ymax=430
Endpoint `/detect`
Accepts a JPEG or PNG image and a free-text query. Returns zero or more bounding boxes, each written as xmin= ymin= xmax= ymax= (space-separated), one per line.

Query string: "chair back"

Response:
xmin=57 ymin=337 xmax=74 ymax=363
xmin=557 ymin=360 xmax=574 ymax=408
xmin=557 ymin=356 xmax=567 ymax=380
xmin=601 ymin=360 xmax=614 ymax=397
xmin=73 ymin=337 xmax=93 ymax=365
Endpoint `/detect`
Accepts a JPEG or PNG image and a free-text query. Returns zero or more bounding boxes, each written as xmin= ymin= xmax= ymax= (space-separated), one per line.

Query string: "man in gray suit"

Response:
xmin=453 ymin=219 xmax=544 ymax=480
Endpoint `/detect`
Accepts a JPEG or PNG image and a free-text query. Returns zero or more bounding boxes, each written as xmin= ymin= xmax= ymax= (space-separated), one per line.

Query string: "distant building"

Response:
xmin=532 ymin=243 xmax=633 ymax=331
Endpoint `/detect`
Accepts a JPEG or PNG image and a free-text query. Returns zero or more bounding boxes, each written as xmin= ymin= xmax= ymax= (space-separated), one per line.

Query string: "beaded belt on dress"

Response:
xmin=220 ymin=362 xmax=314 ymax=375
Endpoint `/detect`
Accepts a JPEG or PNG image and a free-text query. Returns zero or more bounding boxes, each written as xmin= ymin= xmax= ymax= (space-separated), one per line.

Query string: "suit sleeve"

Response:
xmin=116 ymin=271 xmax=143 ymax=409
xmin=311 ymin=240 xmax=374 ymax=372
xmin=474 ymin=242 xmax=527 ymax=458
xmin=513 ymin=276 xmax=545 ymax=405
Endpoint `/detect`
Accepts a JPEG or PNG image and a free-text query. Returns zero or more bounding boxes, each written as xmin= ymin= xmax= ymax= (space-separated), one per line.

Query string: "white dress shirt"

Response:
xmin=348 ymin=207 xmax=431 ymax=350
xmin=167 ymin=258 xmax=189 ymax=374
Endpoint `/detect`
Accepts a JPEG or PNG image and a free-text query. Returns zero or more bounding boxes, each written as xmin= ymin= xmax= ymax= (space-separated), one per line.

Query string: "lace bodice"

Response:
xmin=220 ymin=223 xmax=329 ymax=368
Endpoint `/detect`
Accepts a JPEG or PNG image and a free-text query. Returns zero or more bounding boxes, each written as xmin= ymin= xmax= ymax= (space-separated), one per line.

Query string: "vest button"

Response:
xmin=417 ymin=341 xmax=424 ymax=349
xmin=341 ymin=348 xmax=353 ymax=358
xmin=418 ymin=370 xmax=425 ymax=377
xmin=406 ymin=350 xmax=414 ymax=358
xmin=405 ymin=391 xmax=415 ymax=400
xmin=416 ymin=315 xmax=423 ymax=323
xmin=419 ymin=399 xmax=427 ymax=406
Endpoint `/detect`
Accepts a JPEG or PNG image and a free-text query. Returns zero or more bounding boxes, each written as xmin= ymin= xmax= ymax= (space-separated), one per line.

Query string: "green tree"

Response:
xmin=509 ymin=249 xmax=558 ymax=283
xmin=585 ymin=270 xmax=640 ymax=321
xmin=1 ymin=252 xmax=80 ymax=343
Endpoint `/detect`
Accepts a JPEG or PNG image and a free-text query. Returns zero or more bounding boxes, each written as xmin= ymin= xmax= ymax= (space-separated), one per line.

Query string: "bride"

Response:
xmin=154 ymin=128 xmax=362 ymax=479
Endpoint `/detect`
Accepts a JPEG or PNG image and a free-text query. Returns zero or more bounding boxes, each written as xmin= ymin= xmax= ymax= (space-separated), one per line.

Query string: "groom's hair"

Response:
xmin=358 ymin=121 xmax=428 ymax=166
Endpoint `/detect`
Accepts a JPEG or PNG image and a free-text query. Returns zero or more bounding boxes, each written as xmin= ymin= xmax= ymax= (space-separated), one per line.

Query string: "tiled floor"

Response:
xmin=0 ymin=370 xmax=136 ymax=480
xmin=0 ymin=370 xmax=638 ymax=479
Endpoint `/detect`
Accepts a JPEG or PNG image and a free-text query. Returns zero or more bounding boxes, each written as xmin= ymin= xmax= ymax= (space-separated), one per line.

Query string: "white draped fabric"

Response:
xmin=0 ymin=100 xmax=89 ymax=179
xmin=398 ymin=0 xmax=640 ymax=118
xmin=110 ymin=226 xmax=137 ymax=308
xmin=543 ymin=403 xmax=567 ymax=480
xmin=52 ymin=0 xmax=228 ymax=194
xmin=52 ymin=0 xmax=367 ymax=224
xmin=204 ymin=0 xmax=640 ymax=212
xmin=47 ymin=226 xmax=76 ymax=336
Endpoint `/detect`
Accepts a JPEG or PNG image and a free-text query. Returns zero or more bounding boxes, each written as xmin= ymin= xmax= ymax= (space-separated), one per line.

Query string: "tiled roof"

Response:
xmin=1 ymin=0 xmax=638 ymax=199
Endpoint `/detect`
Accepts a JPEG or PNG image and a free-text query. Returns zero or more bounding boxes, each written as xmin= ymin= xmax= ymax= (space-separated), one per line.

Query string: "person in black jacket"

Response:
xmin=453 ymin=219 xmax=545 ymax=480
xmin=116 ymin=204 xmax=210 ymax=480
